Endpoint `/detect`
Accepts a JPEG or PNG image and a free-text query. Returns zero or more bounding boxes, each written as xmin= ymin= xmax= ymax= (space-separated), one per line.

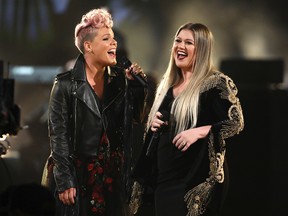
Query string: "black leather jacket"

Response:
xmin=46 ymin=54 xmax=146 ymax=194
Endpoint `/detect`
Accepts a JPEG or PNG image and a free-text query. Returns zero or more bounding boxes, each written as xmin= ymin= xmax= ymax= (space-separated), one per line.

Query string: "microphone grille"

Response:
xmin=120 ymin=56 xmax=132 ymax=69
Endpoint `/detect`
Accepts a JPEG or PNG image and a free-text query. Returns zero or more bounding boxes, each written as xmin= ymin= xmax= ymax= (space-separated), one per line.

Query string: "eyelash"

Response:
xmin=103 ymin=37 xmax=116 ymax=42
xmin=175 ymin=39 xmax=194 ymax=45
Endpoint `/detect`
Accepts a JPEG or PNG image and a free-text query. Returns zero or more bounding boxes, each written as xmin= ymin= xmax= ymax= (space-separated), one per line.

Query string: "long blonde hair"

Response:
xmin=147 ymin=23 xmax=216 ymax=134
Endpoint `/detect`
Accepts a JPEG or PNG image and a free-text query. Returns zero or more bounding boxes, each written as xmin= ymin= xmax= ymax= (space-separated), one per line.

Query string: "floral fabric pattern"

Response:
xmin=75 ymin=132 xmax=123 ymax=215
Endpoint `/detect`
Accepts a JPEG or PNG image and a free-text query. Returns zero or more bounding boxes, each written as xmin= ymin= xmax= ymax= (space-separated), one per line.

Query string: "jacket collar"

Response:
xmin=71 ymin=54 xmax=117 ymax=81
xmin=71 ymin=54 xmax=124 ymax=117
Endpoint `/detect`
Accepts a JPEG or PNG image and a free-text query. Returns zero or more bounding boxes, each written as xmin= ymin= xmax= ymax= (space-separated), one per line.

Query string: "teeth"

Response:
xmin=108 ymin=49 xmax=116 ymax=54
xmin=177 ymin=51 xmax=187 ymax=56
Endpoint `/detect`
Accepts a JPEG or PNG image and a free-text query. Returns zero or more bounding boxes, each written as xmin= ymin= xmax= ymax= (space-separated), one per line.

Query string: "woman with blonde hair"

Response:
xmin=130 ymin=22 xmax=244 ymax=216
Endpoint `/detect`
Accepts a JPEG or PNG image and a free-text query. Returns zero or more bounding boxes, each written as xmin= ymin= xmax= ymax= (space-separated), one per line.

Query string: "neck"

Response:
xmin=86 ymin=66 xmax=105 ymax=80
xmin=85 ymin=59 xmax=105 ymax=81
xmin=181 ymin=69 xmax=193 ymax=83
xmin=85 ymin=61 xmax=106 ymax=100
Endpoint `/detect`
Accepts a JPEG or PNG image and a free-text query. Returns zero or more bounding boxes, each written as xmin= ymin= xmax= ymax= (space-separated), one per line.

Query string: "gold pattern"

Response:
xmin=129 ymin=72 xmax=244 ymax=216
xmin=129 ymin=181 xmax=144 ymax=215
xmin=184 ymin=72 xmax=244 ymax=216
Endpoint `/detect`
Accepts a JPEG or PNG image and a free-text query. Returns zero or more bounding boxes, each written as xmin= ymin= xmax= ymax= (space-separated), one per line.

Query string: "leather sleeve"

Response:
xmin=48 ymin=77 xmax=76 ymax=192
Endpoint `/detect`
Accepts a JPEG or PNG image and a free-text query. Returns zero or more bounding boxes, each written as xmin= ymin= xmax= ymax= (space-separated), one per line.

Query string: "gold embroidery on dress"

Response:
xmin=129 ymin=181 xmax=144 ymax=215
xmin=201 ymin=72 xmax=244 ymax=138
xmin=185 ymin=133 xmax=225 ymax=216
xmin=184 ymin=72 xmax=244 ymax=216
xmin=184 ymin=179 xmax=214 ymax=216
xmin=200 ymin=71 xmax=221 ymax=93
xmin=218 ymin=73 xmax=244 ymax=138
xmin=129 ymin=72 xmax=244 ymax=216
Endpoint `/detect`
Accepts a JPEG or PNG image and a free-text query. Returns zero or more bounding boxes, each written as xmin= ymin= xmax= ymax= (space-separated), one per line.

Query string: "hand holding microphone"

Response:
xmin=125 ymin=63 xmax=145 ymax=80
xmin=119 ymin=56 xmax=148 ymax=87
xmin=146 ymin=110 xmax=169 ymax=157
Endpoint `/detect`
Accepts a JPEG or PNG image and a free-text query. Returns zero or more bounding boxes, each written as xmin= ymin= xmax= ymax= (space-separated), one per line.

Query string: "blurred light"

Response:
xmin=110 ymin=0 xmax=131 ymax=25
xmin=11 ymin=66 xmax=34 ymax=75
xmin=10 ymin=66 xmax=63 ymax=83
xmin=240 ymin=31 xmax=269 ymax=58
xmin=51 ymin=0 xmax=70 ymax=14
xmin=0 ymin=135 xmax=8 ymax=141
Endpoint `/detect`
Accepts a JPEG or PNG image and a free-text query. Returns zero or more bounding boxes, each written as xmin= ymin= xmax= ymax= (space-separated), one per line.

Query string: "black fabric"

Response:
xmin=153 ymin=87 xmax=229 ymax=216
xmin=42 ymin=54 xmax=146 ymax=216
xmin=131 ymin=71 xmax=244 ymax=216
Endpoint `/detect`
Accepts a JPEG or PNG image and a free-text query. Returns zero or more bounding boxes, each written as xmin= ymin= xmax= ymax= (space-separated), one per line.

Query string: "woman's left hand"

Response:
xmin=125 ymin=63 xmax=146 ymax=80
xmin=173 ymin=125 xmax=212 ymax=152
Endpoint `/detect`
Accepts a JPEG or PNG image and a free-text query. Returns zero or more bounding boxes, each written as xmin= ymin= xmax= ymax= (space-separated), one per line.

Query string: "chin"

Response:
xmin=106 ymin=59 xmax=117 ymax=66
xmin=111 ymin=60 xmax=117 ymax=65
xmin=175 ymin=62 xmax=184 ymax=68
xmin=176 ymin=61 xmax=190 ymax=69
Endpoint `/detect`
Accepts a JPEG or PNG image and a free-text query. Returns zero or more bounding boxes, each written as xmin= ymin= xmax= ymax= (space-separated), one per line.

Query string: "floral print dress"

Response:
xmin=75 ymin=132 xmax=124 ymax=216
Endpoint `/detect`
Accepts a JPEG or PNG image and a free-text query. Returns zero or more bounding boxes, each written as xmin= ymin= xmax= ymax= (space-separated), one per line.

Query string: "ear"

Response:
xmin=84 ymin=41 xmax=92 ymax=53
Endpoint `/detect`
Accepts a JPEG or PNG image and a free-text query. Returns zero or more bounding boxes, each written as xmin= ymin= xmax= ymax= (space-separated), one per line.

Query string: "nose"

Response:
xmin=112 ymin=38 xmax=117 ymax=46
xmin=178 ymin=41 xmax=185 ymax=49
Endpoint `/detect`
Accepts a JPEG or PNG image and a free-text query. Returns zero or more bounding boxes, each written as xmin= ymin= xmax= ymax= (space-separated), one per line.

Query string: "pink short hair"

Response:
xmin=74 ymin=8 xmax=113 ymax=53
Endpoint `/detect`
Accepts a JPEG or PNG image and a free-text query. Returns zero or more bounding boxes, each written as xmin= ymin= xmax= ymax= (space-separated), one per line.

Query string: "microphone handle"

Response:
xmin=120 ymin=56 xmax=148 ymax=87
xmin=145 ymin=110 xmax=169 ymax=157
xmin=131 ymin=71 xmax=148 ymax=87
xmin=146 ymin=132 xmax=160 ymax=157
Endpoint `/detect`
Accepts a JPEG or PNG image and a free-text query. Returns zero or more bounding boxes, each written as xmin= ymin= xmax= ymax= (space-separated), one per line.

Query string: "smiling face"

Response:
xmin=173 ymin=29 xmax=196 ymax=71
xmin=85 ymin=27 xmax=117 ymax=67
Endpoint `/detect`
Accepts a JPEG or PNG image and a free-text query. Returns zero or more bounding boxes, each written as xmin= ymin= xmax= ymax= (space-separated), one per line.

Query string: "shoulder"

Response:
xmin=55 ymin=70 xmax=72 ymax=81
xmin=51 ymin=70 xmax=73 ymax=96
xmin=201 ymin=71 xmax=238 ymax=94
xmin=52 ymin=70 xmax=73 ymax=89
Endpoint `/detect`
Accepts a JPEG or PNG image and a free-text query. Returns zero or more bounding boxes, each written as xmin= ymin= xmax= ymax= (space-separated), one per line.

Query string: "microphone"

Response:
xmin=119 ymin=56 xmax=148 ymax=87
xmin=146 ymin=110 xmax=169 ymax=157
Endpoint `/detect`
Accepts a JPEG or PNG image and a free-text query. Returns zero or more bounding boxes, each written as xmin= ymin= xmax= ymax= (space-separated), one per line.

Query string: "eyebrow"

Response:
xmin=101 ymin=33 xmax=114 ymax=38
xmin=175 ymin=37 xmax=194 ymax=42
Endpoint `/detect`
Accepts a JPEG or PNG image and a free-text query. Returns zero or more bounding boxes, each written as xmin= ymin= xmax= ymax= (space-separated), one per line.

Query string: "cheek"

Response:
xmin=95 ymin=45 xmax=106 ymax=55
xmin=172 ymin=47 xmax=178 ymax=58
xmin=189 ymin=46 xmax=195 ymax=55
xmin=189 ymin=49 xmax=196 ymax=60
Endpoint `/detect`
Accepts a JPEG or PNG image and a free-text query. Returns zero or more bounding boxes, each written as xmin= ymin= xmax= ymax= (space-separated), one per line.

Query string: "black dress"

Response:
xmin=154 ymin=82 xmax=234 ymax=216
xmin=131 ymin=72 xmax=244 ymax=216
xmin=155 ymin=88 xmax=212 ymax=216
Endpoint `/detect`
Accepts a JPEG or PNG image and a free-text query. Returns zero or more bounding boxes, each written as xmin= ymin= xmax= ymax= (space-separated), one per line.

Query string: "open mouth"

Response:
xmin=107 ymin=48 xmax=116 ymax=57
xmin=177 ymin=50 xmax=188 ymax=60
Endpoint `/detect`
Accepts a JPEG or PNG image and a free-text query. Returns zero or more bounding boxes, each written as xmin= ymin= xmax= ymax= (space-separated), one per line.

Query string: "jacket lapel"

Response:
xmin=103 ymin=67 xmax=125 ymax=109
xmin=71 ymin=54 xmax=101 ymax=118
xmin=70 ymin=54 xmax=125 ymax=117
xmin=75 ymin=83 xmax=101 ymax=118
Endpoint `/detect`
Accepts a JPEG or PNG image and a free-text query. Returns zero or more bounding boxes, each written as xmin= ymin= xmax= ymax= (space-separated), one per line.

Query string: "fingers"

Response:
xmin=130 ymin=63 xmax=144 ymax=75
xmin=151 ymin=112 xmax=167 ymax=132
xmin=181 ymin=144 xmax=190 ymax=152
xmin=173 ymin=134 xmax=189 ymax=152
xmin=125 ymin=63 xmax=146 ymax=80
xmin=59 ymin=188 xmax=76 ymax=205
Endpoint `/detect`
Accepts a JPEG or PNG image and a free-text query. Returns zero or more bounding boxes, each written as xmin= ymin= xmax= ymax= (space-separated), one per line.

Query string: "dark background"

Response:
xmin=1 ymin=0 xmax=288 ymax=215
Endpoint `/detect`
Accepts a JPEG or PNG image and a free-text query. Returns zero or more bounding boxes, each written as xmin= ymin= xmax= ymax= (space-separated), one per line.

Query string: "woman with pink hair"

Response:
xmin=42 ymin=8 xmax=147 ymax=216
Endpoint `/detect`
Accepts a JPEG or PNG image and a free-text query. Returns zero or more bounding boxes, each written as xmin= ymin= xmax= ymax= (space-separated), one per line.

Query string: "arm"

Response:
xmin=208 ymin=73 xmax=244 ymax=145
xmin=173 ymin=125 xmax=212 ymax=152
xmin=126 ymin=64 xmax=148 ymax=123
xmin=183 ymin=73 xmax=244 ymax=214
xmin=48 ymin=78 xmax=76 ymax=205
xmin=173 ymin=73 xmax=244 ymax=152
